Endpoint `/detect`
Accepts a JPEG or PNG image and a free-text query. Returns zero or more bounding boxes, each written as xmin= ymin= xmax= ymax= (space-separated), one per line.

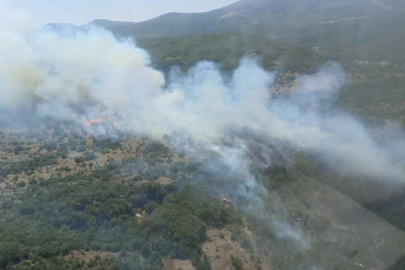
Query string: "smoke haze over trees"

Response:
xmin=1 ymin=0 xmax=405 ymax=269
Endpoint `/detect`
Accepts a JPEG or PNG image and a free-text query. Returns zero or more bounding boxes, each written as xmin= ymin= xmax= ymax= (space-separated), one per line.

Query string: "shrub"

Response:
xmin=231 ymin=256 xmax=244 ymax=270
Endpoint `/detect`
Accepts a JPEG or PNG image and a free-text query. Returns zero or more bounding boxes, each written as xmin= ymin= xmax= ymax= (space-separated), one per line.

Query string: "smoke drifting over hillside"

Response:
xmin=0 ymin=1 xmax=404 ymax=185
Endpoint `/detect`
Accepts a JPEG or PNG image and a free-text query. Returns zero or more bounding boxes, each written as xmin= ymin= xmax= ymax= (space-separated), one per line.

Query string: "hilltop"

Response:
xmin=86 ymin=0 xmax=405 ymax=44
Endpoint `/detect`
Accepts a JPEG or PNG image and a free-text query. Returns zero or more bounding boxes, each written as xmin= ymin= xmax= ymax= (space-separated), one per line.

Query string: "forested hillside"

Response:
xmin=2 ymin=0 xmax=404 ymax=269
xmin=67 ymin=0 xmax=405 ymax=126
xmin=1 ymin=123 xmax=405 ymax=270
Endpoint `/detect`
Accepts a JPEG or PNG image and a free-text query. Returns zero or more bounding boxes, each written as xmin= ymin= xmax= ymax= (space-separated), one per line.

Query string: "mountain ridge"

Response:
xmin=71 ymin=0 xmax=405 ymax=43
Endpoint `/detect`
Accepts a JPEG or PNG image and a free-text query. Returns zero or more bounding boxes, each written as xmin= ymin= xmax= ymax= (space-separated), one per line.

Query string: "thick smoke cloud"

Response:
xmin=0 ymin=1 xmax=404 ymax=186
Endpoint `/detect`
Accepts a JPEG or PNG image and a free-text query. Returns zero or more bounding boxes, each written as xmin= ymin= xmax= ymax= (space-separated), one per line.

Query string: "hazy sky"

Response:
xmin=11 ymin=0 xmax=239 ymax=28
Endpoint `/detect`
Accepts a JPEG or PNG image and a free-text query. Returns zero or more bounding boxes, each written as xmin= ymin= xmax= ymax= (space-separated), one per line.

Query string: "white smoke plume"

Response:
xmin=1 ymin=2 xmax=405 ymax=264
xmin=0 ymin=1 xmax=404 ymax=185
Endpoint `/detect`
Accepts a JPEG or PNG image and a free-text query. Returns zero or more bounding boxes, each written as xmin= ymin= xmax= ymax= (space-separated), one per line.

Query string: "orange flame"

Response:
xmin=84 ymin=118 xmax=104 ymax=128
xmin=90 ymin=118 xmax=104 ymax=125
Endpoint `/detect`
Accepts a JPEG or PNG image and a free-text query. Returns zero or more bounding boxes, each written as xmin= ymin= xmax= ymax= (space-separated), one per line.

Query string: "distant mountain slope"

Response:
xmin=86 ymin=0 xmax=405 ymax=46
xmin=44 ymin=0 xmax=405 ymax=126
xmin=84 ymin=0 xmax=405 ymax=69
xmin=44 ymin=0 xmax=405 ymax=66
